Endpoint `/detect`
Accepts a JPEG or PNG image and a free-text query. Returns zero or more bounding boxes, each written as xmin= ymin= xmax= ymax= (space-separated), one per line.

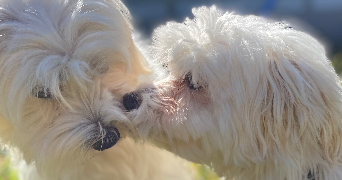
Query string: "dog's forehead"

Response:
xmin=0 ymin=0 xmax=136 ymax=93
xmin=150 ymin=6 xmax=320 ymax=82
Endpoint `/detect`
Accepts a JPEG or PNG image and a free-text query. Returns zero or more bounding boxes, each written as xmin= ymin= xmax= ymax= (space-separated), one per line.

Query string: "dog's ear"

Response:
xmin=265 ymin=54 xmax=342 ymax=163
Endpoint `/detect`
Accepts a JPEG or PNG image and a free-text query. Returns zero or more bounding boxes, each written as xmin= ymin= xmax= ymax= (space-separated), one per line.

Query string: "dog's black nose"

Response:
xmin=123 ymin=92 xmax=142 ymax=111
xmin=92 ymin=126 xmax=120 ymax=151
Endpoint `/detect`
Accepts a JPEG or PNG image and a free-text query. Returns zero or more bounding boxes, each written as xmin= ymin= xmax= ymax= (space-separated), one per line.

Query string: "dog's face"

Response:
xmin=125 ymin=6 xmax=342 ymax=178
xmin=0 ymin=0 xmax=148 ymax=177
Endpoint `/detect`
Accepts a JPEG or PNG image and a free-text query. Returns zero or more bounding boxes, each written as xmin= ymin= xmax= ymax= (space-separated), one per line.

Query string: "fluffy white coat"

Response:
xmin=0 ymin=0 xmax=194 ymax=179
xmin=127 ymin=6 xmax=342 ymax=180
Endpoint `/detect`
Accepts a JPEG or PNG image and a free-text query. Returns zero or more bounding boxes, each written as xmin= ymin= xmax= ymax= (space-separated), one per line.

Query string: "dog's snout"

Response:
xmin=123 ymin=92 xmax=142 ymax=111
xmin=92 ymin=126 xmax=120 ymax=151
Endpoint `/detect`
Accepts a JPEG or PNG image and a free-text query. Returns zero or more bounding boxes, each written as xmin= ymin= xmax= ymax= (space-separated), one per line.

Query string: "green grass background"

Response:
xmin=0 ymin=151 xmax=18 ymax=180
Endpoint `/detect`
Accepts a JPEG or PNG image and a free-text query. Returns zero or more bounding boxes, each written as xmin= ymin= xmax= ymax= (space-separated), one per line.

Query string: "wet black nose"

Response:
xmin=123 ymin=92 xmax=142 ymax=111
xmin=92 ymin=126 xmax=120 ymax=151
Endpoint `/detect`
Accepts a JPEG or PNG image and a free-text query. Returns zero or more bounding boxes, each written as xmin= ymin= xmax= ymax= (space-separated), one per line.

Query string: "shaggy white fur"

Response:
xmin=10 ymin=139 xmax=193 ymax=180
xmin=126 ymin=6 xmax=342 ymax=180
xmin=0 ymin=0 xmax=194 ymax=179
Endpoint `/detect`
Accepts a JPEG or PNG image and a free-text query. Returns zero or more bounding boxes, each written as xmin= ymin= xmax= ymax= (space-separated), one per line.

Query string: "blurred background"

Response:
xmin=124 ymin=0 xmax=342 ymax=75
xmin=1 ymin=0 xmax=342 ymax=179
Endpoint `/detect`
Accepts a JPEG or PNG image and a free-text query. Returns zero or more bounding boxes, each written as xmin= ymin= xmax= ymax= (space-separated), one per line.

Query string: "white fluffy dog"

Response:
xmin=0 ymin=0 xmax=193 ymax=179
xmin=124 ymin=6 xmax=342 ymax=180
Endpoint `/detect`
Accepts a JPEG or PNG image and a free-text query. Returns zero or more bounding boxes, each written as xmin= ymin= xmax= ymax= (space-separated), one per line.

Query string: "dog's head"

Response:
xmin=125 ymin=6 xmax=342 ymax=178
xmin=0 ymin=0 xmax=149 ymax=176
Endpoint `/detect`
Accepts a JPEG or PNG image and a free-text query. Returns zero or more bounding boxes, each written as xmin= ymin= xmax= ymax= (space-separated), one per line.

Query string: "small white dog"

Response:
xmin=0 ymin=0 xmax=193 ymax=179
xmin=125 ymin=6 xmax=342 ymax=180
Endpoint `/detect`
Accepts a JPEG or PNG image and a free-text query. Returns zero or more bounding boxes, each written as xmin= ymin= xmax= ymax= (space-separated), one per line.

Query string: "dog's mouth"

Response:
xmin=91 ymin=122 xmax=120 ymax=151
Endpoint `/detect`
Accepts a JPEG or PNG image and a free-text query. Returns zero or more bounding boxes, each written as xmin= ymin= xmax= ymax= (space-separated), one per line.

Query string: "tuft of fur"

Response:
xmin=0 ymin=0 xmax=194 ymax=179
xmin=127 ymin=6 xmax=342 ymax=180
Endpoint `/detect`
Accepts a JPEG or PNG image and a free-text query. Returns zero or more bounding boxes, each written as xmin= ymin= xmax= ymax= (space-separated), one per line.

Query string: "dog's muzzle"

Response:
xmin=123 ymin=92 xmax=142 ymax=111
xmin=92 ymin=126 xmax=120 ymax=151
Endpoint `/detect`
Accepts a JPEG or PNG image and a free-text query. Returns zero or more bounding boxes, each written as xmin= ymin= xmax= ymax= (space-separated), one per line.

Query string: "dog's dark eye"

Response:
xmin=184 ymin=73 xmax=202 ymax=90
xmin=32 ymin=87 xmax=52 ymax=99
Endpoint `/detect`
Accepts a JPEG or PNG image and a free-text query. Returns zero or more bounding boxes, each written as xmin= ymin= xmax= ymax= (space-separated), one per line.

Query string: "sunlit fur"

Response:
xmin=128 ymin=6 xmax=342 ymax=180
xmin=0 ymin=0 xmax=193 ymax=179
xmin=9 ymin=139 xmax=194 ymax=180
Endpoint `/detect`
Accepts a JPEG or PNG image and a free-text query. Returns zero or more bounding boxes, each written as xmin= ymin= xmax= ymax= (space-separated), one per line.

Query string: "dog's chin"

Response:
xmin=1 ymin=85 xmax=133 ymax=178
